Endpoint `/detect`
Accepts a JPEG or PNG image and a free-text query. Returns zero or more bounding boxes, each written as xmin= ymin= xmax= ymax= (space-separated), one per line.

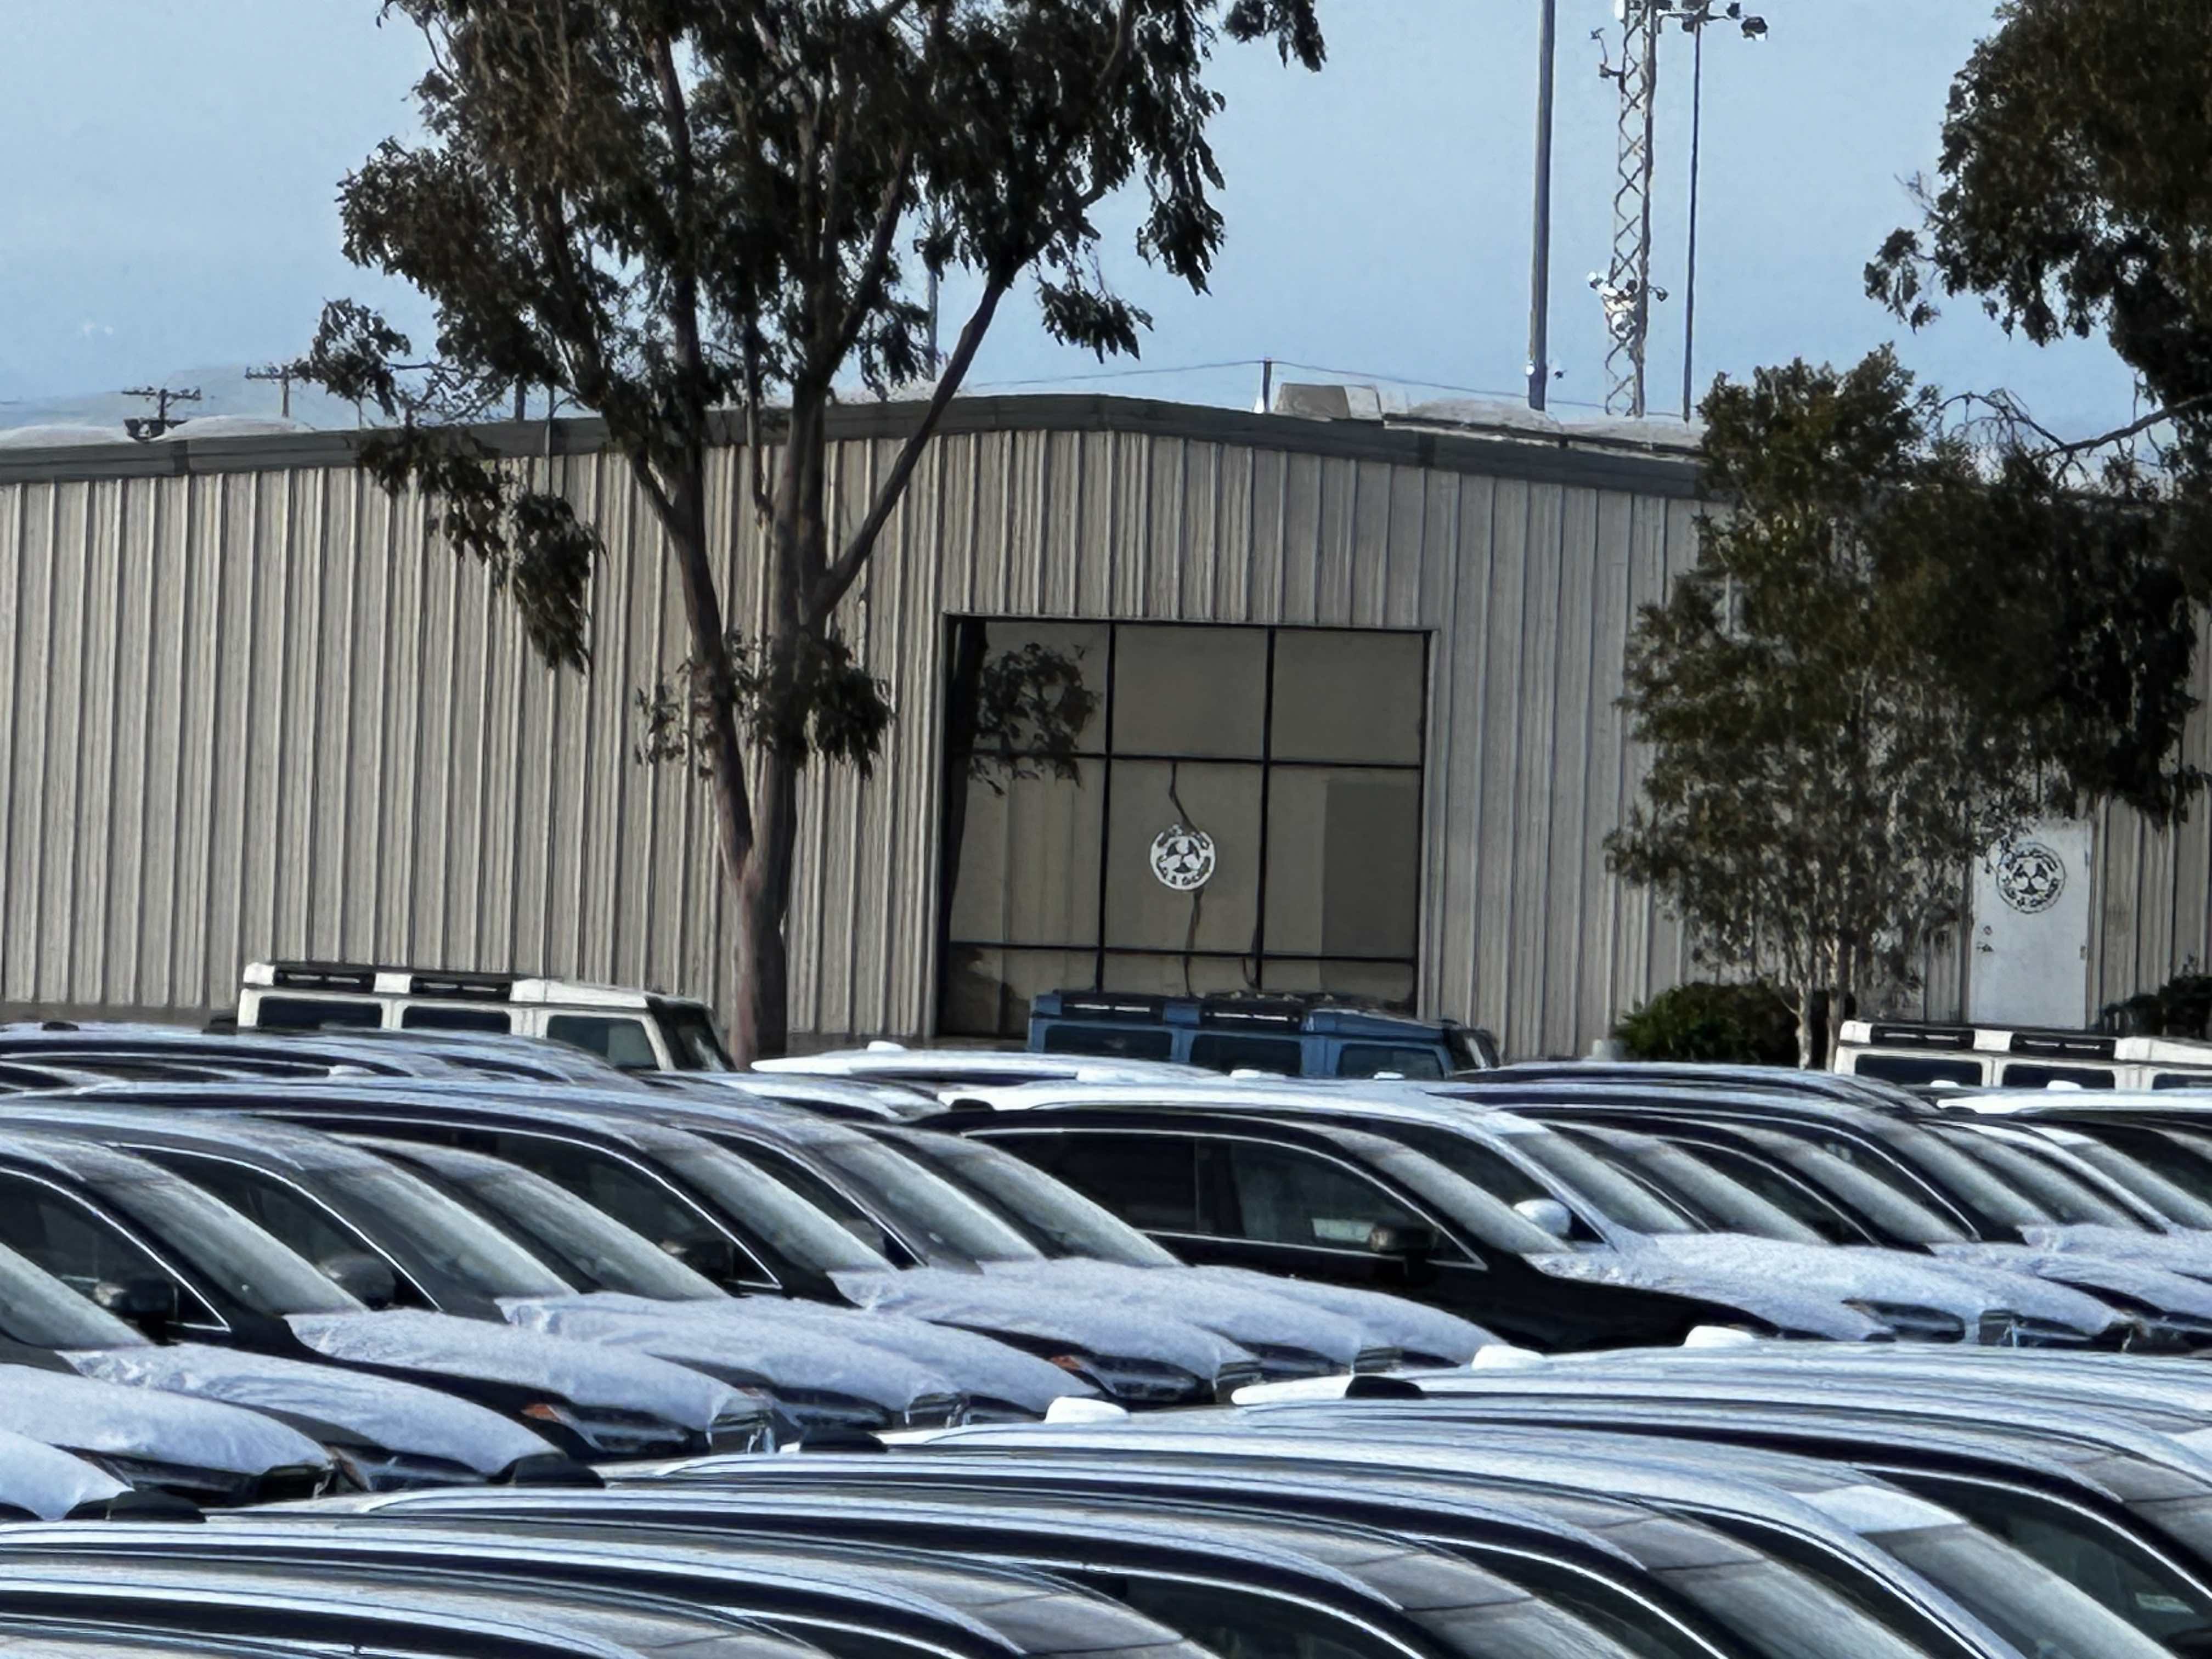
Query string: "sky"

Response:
xmin=0 ymin=1 xmax=2141 ymax=437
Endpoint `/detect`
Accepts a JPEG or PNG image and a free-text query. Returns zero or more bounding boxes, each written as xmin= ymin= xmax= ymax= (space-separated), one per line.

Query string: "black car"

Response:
xmin=936 ymin=1105 xmax=1774 ymax=1350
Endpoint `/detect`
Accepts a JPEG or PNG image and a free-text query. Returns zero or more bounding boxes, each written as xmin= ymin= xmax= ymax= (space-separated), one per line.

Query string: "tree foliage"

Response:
xmin=1613 ymin=982 xmax=1799 ymax=1068
xmin=302 ymin=0 xmax=1322 ymax=1056
xmin=1609 ymin=351 xmax=2203 ymax=1065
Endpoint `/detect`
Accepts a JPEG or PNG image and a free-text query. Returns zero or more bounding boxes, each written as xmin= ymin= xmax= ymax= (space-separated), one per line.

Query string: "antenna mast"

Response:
xmin=1597 ymin=1 xmax=1663 ymax=418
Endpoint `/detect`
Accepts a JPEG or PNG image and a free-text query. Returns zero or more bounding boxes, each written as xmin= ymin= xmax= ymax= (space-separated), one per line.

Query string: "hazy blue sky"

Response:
xmin=0 ymin=2 xmax=2139 ymax=434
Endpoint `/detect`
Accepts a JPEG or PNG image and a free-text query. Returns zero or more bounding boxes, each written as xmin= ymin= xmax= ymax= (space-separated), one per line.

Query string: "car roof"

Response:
xmin=0 ymin=1102 xmax=390 ymax=1177
xmin=945 ymin=1103 xmax=1459 ymax=1166
xmin=0 ymin=1128 xmax=187 ymax=1186
xmin=753 ymin=1047 xmax=1211 ymax=1085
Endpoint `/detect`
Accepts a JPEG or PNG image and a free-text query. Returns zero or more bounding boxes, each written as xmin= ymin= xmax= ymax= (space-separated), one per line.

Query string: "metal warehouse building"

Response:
xmin=1 ymin=393 xmax=2206 ymax=1056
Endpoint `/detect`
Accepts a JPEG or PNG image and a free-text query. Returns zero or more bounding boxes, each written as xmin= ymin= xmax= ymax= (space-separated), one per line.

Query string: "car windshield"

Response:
xmin=657 ymin=1005 xmax=735 ymax=1072
xmin=805 ymin=1135 xmax=1047 ymax=1266
xmin=0 ymin=1239 xmax=150 ymax=1349
xmin=443 ymin=1164 xmax=724 ymax=1301
xmin=1364 ymin=1144 xmax=1572 ymax=1254
xmin=2049 ymin=1137 xmax=2212 ymax=1229
xmin=899 ymin=1135 xmax=1181 ymax=1267
xmin=93 ymin=1175 xmax=362 ymax=1316
xmin=658 ymin=1144 xmax=893 ymax=1273
xmin=1866 ymin=1521 xmax=2171 ymax=1659
xmin=1933 ymin=1130 xmax=2143 ymax=1228
xmin=1598 ymin=1139 xmax=1827 ymax=1245
xmin=2112 ymin=1126 xmax=2212 ymax=1211
xmin=1652 ymin=1559 xmax=1932 ymax=1659
xmin=1490 ymin=1127 xmax=1699 ymax=1235
xmin=1852 ymin=1121 xmax=2053 ymax=1232
xmin=1758 ymin=1136 xmax=1970 ymax=1245
xmin=319 ymin=1166 xmax=574 ymax=1298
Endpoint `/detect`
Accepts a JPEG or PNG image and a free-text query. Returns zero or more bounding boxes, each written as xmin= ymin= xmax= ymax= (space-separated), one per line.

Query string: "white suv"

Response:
xmin=236 ymin=961 xmax=733 ymax=1073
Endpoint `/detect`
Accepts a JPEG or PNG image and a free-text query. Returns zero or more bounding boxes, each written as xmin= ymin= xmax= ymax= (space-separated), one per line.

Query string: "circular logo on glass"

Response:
xmin=1996 ymin=840 xmax=2067 ymax=916
xmin=1149 ymin=825 xmax=1217 ymax=892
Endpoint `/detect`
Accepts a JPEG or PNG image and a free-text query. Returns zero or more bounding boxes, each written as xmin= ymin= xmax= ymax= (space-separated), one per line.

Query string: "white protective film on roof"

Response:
xmin=287 ymin=1308 xmax=749 ymax=1429
xmin=501 ymin=1293 xmax=959 ymax=1412
xmin=65 ymin=1342 xmax=551 ymax=1472
xmin=830 ymin=1266 xmax=1251 ymax=1378
xmin=0 ymin=1426 xmax=128 ymax=1518
xmin=1 ymin=1362 xmax=326 ymax=1475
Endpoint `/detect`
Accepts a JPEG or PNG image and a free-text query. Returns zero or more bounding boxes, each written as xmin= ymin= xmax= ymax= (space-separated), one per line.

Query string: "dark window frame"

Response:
xmin=938 ymin=618 xmax=1430 ymax=1037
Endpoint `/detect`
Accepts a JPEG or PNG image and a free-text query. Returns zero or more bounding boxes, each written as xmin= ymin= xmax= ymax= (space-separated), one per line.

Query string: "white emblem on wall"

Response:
xmin=1149 ymin=825 xmax=1217 ymax=892
xmin=1995 ymin=840 xmax=2067 ymax=916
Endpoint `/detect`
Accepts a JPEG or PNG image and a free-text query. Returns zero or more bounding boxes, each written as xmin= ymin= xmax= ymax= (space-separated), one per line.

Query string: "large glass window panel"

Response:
xmin=1271 ymin=630 xmax=1426 ymax=764
xmin=946 ymin=762 xmax=1105 ymax=946
xmin=967 ymin=618 xmax=1110 ymax=754
xmin=1099 ymin=952 xmax=1256 ymax=1000
xmin=1261 ymin=957 xmax=1418 ymax=1011
xmin=1263 ymin=768 xmax=1421 ymax=959
xmin=941 ymin=946 xmax=1103 ymax=1040
xmin=1109 ymin=625 xmax=1267 ymax=758
xmin=1104 ymin=760 xmax=1262 ymax=953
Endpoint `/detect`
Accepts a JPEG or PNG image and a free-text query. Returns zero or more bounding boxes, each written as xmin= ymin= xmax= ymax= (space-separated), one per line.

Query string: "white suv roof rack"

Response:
xmin=242 ymin=960 xmax=679 ymax=1010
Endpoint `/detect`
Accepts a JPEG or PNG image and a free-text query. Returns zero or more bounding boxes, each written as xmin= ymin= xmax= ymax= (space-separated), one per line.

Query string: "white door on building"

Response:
xmin=1968 ymin=822 xmax=2093 ymax=1029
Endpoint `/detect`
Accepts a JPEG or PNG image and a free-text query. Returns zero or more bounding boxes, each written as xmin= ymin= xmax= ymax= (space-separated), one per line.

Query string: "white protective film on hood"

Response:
xmin=1528 ymin=1248 xmax=1893 ymax=1341
xmin=2022 ymin=1223 xmax=2212 ymax=1272
xmin=829 ymin=1266 xmax=1251 ymax=1378
xmin=1933 ymin=1243 xmax=2212 ymax=1318
xmin=0 ymin=1426 xmax=129 ymax=1518
xmin=1182 ymin=1265 xmax=1497 ymax=1362
xmin=287 ymin=1308 xmax=749 ymax=1430
xmin=1642 ymin=1234 xmax=2021 ymax=1324
xmin=0 ymin=1362 xmax=328 ymax=1475
xmin=500 ymin=1294 xmax=958 ymax=1412
xmin=1850 ymin=1250 xmax=2126 ymax=1332
xmin=620 ymin=1294 xmax=1091 ymax=1413
xmin=973 ymin=1259 xmax=1369 ymax=1365
xmin=65 ymin=1342 xmax=552 ymax=1473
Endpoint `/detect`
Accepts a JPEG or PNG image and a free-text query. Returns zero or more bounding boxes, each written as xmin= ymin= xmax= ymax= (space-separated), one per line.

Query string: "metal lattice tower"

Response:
xmin=1600 ymin=2 xmax=1663 ymax=417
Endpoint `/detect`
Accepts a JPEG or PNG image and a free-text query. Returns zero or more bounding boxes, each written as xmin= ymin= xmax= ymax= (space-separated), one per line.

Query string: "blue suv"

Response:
xmin=1026 ymin=990 xmax=1499 ymax=1078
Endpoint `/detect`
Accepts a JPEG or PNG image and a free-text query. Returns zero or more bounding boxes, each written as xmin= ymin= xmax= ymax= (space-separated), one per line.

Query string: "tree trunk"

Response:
xmin=731 ymin=744 xmax=800 ymax=1059
xmin=1793 ymin=990 xmax=1819 ymax=1070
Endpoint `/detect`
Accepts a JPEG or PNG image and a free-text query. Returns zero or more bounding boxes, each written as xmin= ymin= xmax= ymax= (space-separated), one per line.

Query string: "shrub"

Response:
xmin=2100 ymin=966 xmax=2212 ymax=1038
xmin=1615 ymin=982 xmax=1801 ymax=1066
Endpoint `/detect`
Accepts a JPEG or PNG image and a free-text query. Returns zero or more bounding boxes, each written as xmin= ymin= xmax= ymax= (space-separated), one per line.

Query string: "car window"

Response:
xmin=1219 ymin=1139 xmax=1425 ymax=1248
xmin=401 ymin=1005 xmax=514 ymax=1034
xmin=1937 ymin=1130 xmax=2140 ymax=1227
xmin=1335 ymin=1043 xmax=1446 ymax=1080
xmin=0 ymin=1237 xmax=152 ymax=1348
xmin=145 ymin=1151 xmax=397 ymax=1294
xmin=714 ymin=1139 xmax=898 ymax=1257
xmin=1999 ymin=1063 xmax=2115 ymax=1090
xmin=483 ymin=1132 xmax=777 ymax=1284
xmin=1039 ymin=1024 xmax=1178 ymax=1062
xmin=0 ymin=1172 xmax=223 ymax=1325
xmin=426 ymin=1162 xmax=723 ymax=1300
xmin=1000 ymin=1132 xmax=1204 ymax=1232
xmin=900 ymin=1135 xmax=1183 ymax=1267
xmin=256 ymin=995 xmax=383 ymax=1030
xmin=1680 ymin=1142 xmax=1866 ymax=1243
xmin=655 ymin=1005 xmax=734 ymax=1071
xmin=1189 ymin=1033 xmax=1305 ymax=1074
xmin=545 ymin=1014 xmax=661 ymax=1070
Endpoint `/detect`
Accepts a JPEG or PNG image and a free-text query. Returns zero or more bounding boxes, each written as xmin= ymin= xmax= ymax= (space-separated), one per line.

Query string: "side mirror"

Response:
xmin=662 ymin=1235 xmax=736 ymax=1281
xmin=93 ymin=1276 xmax=180 ymax=1332
xmin=319 ymin=1251 xmax=400 ymax=1310
xmin=1367 ymin=1222 xmax=1437 ymax=1259
xmin=1513 ymin=1197 xmax=1576 ymax=1240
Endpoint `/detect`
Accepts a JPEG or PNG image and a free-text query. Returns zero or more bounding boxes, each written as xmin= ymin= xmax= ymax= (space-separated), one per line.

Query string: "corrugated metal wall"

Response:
xmin=1 ymin=397 xmax=2203 ymax=1056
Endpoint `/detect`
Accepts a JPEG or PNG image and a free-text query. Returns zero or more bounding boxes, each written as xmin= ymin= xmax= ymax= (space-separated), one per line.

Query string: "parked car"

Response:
xmin=237 ymin=960 xmax=736 ymax=1073
xmin=0 ymin=1126 xmax=761 ymax=1464
xmin=1025 ymin=990 xmax=1500 ymax=1078
xmin=932 ymin=1102 xmax=1881 ymax=1348
xmin=1832 ymin=1017 xmax=2212 ymax=1091
xmin=0 ymin=1427 xmax=201 ymax=1521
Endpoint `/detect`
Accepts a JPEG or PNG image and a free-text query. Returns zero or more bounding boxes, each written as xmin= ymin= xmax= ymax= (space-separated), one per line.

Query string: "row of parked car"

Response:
xmin=17 ymin=994 xmax=2212 ymax=1654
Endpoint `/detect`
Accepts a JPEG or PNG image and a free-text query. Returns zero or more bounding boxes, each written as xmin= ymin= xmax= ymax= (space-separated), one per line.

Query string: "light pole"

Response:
xmin=1527 ymin=0 xmax=1558 ymax=410
xmin=1666 ymin=2 xmax=1766 ymax=422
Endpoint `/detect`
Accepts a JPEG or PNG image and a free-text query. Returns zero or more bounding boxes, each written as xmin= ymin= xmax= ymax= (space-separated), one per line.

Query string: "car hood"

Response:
xmin=1527 ymin=1245 xmax=1893 ymax=1340
xmin=1931 ymin=1244 xmax=2212 ymax=1319
xmin=974 ymin=1259 xmax=1369 ymax=1366
xmin=829 ymin=1266 xmax=1251 ymax=1378
xmin=1 ymin=1362 xmax=329 ymax=1477
xmin=286 ymin=1309 xmax=749 ymax=1431
xmin=2019 ymin=1223 xmax=2212 ymax=1274
xmin=499 ymin=1294 xmax=960 ymax=1414
xmin=1182 ymin=1266 xmax=1498 ymax=1363
xmin=1640 ymin=1234 xmax=2115 ymax=1331
xmin=641 ymin=1295 xmax=1091 ymax=1414
xmin=64 ymin=1342 xmax=549 ymax=1474
xmin=0 ymin=1425 xmax=133 ymax=1519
